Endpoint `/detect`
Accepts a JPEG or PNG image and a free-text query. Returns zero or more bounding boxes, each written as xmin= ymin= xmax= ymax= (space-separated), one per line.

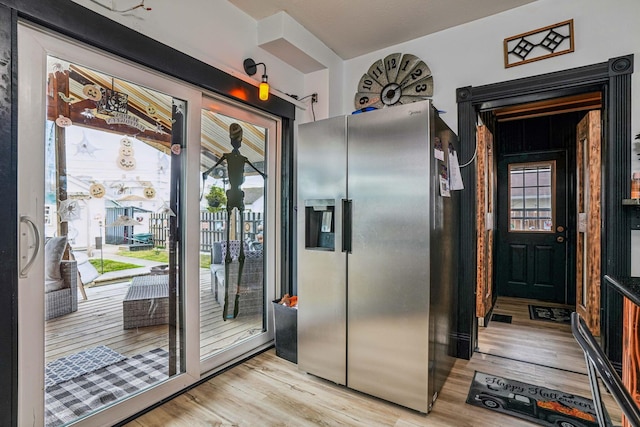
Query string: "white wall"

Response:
xmin=71 ymin=0 xmax=306 ymax=104
xmin=343 ymin=0 xmax=639 ymax=134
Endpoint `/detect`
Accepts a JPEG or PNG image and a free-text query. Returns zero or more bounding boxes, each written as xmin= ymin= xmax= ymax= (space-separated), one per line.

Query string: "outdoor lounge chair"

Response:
xmin=210 ymin=241 xmax=264 ymax=317
xmin=71 ymin=250 xmax=99 ymax=300
xmin=44 ymin=237 xmax=78 ymax=320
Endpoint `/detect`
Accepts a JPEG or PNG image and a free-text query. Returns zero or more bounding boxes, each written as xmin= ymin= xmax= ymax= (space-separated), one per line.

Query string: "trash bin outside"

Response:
xmin=272 ymin=300 xmax=297 ymax=363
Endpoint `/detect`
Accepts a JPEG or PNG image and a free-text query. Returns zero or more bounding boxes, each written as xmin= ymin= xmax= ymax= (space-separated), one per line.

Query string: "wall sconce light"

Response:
xmin=243 ymin=58 xmax=269 ymax=101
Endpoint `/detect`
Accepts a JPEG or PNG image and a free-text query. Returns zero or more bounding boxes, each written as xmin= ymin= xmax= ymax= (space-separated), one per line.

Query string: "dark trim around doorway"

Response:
xmin=455 ymin=55 xmax=634 ymax=369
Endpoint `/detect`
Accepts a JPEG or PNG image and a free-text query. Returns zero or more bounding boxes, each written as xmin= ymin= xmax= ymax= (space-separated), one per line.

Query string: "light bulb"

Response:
xmin=259 ymin=76 xmax=269 ymax=101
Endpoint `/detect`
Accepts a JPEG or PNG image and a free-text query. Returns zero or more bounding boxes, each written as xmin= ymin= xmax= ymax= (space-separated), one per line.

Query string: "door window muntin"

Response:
xmin=508 ymin=160 xmax=556 ymax=233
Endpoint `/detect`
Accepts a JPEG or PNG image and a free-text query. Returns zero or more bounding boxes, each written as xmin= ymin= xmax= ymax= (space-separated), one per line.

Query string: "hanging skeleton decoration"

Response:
xmin=203 ymin=123 xmax=266 ymax=320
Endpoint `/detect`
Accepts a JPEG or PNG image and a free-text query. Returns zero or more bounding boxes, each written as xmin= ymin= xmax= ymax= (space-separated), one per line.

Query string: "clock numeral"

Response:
xmin=386 ymin=58 xmax=397 ymax=71
xmin=354 ymin=91 xmax=383 ymax=110
xmin=401 ymin=59 xmax=411 ymax=71
xmin=367 ymin=59 xmax=389 ymax=86
xmin=401 ymin=76 xmax=433 ymax=97
xmin=358 ymin=74 xmax=383 ymax=93
xmin=398 ymin=58 xmax=431 ymax=87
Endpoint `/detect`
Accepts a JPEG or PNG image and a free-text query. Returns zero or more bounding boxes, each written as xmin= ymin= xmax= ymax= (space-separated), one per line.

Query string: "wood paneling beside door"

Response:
xmin=576 ymin=110 xmax=601 ymax=336
xmin=476 ymin=125 xmax=495 ymax=322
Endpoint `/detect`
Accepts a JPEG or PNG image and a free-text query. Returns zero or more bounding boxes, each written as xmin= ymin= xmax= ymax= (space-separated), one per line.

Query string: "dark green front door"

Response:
xmin=496 ymin=151 xmax=568 ymax=303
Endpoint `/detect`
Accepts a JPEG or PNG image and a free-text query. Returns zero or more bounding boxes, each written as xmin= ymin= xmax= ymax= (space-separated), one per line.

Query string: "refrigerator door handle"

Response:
xmin=342 ymin=199 xmax=352 ymax=253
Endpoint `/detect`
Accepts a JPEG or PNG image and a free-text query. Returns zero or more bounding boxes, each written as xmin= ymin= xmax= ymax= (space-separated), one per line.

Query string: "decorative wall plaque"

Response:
xmin=504 ymin=19 xmax=574 ymax=68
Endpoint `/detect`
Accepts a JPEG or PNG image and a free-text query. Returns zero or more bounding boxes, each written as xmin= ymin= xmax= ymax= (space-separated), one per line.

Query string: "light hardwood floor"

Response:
xmin=477 ymin=296 xmax=587 ymax=373
xmin=123 ymin=296 xmax=622 ymax=427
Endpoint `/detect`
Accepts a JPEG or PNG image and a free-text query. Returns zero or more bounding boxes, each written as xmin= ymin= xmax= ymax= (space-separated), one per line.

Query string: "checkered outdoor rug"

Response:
xmin=45 ymin=348 xmax=168 ymax=427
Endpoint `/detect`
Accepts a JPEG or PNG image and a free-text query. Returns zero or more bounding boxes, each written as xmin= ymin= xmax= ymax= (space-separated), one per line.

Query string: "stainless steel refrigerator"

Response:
xmin=297 ymin=100 xmax=459 ymax=413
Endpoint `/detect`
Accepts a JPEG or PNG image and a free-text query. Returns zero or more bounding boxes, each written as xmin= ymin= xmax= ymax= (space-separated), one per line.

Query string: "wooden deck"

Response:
xmin=45 ymin=269 xmax=264 ymax=364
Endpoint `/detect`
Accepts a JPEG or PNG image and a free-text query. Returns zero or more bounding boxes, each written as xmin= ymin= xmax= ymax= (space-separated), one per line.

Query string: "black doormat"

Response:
xmin=466 ymin=371 xmax=602 ymax=426
xmin=528 ymin=305 xmax=572 ymax=324
xmin=491 ymin=313 xmax=513 ymax=324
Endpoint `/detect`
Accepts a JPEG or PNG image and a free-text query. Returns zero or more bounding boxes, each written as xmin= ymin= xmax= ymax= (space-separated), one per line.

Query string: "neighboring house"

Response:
xmin=45 ymin=125 xmax=170 ymax=247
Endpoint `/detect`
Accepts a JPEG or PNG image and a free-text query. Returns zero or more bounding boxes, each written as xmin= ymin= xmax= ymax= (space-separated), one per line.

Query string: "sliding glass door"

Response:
xmin=17 ymin=24 xmax=199 ymax=426
xmin=198 ymin=97 xmax=279 ymax=372
xmin=18 ymin=22 xmax=282 ymax=426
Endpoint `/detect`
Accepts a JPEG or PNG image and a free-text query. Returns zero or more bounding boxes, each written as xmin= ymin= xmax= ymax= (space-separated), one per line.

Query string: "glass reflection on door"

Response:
xmin=199 ymin=109 xmax=266 ymax=360
xmin=43 ymin=56 xmax=183 ymax=425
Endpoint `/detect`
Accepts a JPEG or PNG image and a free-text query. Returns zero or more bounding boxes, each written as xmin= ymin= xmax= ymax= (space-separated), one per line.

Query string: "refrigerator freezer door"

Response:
xmin=297 ymin=116 xmax=347 ymax=385
xmin=347 ymin=101 xmax=433 ymax=412
xmin=428 ymin=115 xmax=458 ymax=404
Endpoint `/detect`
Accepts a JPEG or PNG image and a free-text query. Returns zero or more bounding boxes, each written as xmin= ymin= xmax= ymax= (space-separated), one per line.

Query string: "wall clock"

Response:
xmin=354 ymin=53 xmax=433 ymax=110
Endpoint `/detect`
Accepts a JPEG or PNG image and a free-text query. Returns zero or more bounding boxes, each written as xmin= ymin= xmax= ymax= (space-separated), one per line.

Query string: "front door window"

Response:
xmin=508 ymin=161 xmax=555 ymax=232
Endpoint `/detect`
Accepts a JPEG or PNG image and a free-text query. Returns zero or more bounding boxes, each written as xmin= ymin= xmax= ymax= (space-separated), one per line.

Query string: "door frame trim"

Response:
xmin=456 ymin=55 xmax=634 ymax=368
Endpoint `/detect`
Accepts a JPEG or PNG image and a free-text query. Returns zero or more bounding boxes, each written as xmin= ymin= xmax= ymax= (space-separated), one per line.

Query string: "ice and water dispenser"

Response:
xmin=304 ymin=199 xmax=335 ymax=250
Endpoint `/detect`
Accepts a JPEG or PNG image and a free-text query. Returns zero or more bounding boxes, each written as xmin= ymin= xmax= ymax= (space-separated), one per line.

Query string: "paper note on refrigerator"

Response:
xmin=439 ymin=164 xmax=451 ymax=197
xmin=448 ymin=146 xmax=464 ymax=190
xmin=434 ymin=136 xmax=445 ymax=161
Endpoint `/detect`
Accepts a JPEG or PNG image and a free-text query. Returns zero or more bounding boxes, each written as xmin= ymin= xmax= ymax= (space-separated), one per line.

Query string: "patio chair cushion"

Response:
xmin=212 ymin=242 xmax=223 ymax=265
xmin=219 ymin=240 xmax=249 ymax=262
xmin=73 ymin=251 xmax=100 ymax=284
xmin=45 ymin=236 xmax=68 ymax=292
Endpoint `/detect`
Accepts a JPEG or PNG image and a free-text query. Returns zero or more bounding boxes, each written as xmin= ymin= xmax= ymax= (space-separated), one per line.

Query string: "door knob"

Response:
xmin=557 ymin=236 xmax=565 ymax=243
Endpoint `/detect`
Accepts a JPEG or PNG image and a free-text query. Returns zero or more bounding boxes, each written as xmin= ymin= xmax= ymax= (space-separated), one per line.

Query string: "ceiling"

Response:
xmin=228 ymin=0 xmax=537 ymax=60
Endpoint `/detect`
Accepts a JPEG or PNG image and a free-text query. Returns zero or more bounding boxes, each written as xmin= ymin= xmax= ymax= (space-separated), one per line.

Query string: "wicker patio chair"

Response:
xmin=44 ymin=236 xmax=79 ymax=321
xmin=45 ymin=260 xmax=78 ymax=321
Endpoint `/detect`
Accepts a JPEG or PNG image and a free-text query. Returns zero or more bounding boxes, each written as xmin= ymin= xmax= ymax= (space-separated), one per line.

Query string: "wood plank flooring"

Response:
xmin=123 ymin=296 xmax=622 ymax=427
xmin=477 ymin=296 xmax=586 ymax=373
xmin=45 ymin=269 xmax=263 ymax=363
